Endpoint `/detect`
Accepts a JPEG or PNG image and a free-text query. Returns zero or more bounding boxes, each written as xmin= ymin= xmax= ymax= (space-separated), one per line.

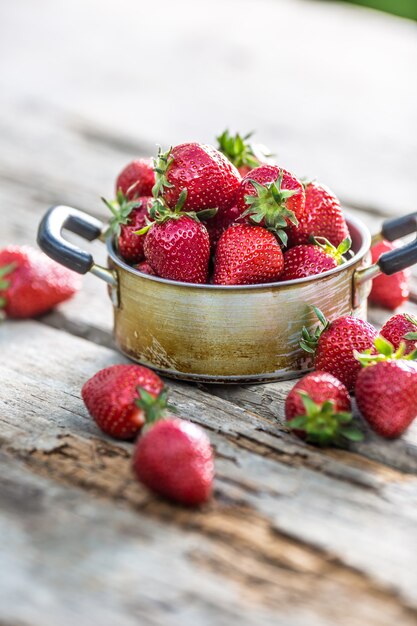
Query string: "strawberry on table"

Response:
xmin=116 ymin=159 xmax=155 ymax=199
xmin=0 ymin=245 xmax=81 ymax=319
xmin=287 ymin=181 xmax=349 ymax=248
xmin=380 ymin=313 xmax=417 ymax=354
xmin=355 ymin=336 xmax=417 ymax=438
xmin=216 ymin=129 xmax=267 ymax=176
xmin=234 ymin=165 xmax=305 ymax=245
xmin=369 ymin=240 xmax=410 ymax=310
xmin=213 ymin=224 xmax=284 ymax=285
xmin=132 ymin=388 xmax=214 ymax=506
xmin=300 ymin=307 xmax=378 ymax=391
xmin=82 ymin=364 xmax=164 ymax=440
xmin=281 ymin=237 xmax=351 ymax=280
xmin=140 ymin=191 xmax=211 ymax=284
xmin=285 ymin=371 xmax=362 ymax=445
xmin=103 ymin=191 xmax=152 ymax=263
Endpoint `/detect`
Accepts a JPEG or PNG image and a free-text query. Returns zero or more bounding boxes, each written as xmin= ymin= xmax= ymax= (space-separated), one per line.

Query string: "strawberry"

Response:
xmin=204 ymin=203 xmax=243 ymax=250
xmin=134 ymin=260 xmax=158 ymax=276
xmin=287 ymin=181 xmax=349 ymax=247
xmin=140 ymin=192 xmax=211 ymax=284
xmin=234 ymin=166 xmax=305 ymax=245
xmin=355 ymin=337 xmax=417 ymax=438
xmin=216 ymin=130 xmax=267 ymax=176
xmin=285 ymin=371 xmax=362 ymax=445
xmin=0 ymin=245 xmax=81 ymax=319
xmin=213 ymin=224 xmax=284 ymax=285
xmin=369 ymin=240 xmax=409 ymax=310
xmin=301 ymin=307 xmax=378 ymax=391
xmin=380 ymin=313 xmax=417 ymax=355
xmin=103 ymin=191 xmax=152 ymax=263
xmin=116 ymin=159 xmax=155 ymax=199
xmin=281 ymin=237 xmax=351 ymax=281
xmin=81 ymin=364 xmax=164 ymax=440
xmin=132 ymin=388 xmax=214 ymax=505
xmin=153 ymin=143 xmax=241 ymax=213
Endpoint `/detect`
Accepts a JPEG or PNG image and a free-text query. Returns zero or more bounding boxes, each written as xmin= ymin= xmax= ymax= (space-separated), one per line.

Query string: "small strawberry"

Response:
xmin=369 ymin=240 xmax=409 ymax=310
xmin=103 ymin=191 xmax=152 ymax=263
xmin=216 ymin=129 xmax=270 ymax=176
xmin=153 ymin=143 xmax=241 ymax=213
xmin=0 ymin=245 xmax=81 ymax=319
xmin=134 ymin=261 xmax=158 ymax=276
xmin=281 ymin=237 xmax=351 ymax=281
xmin=213 ymin=224 xmax=284 ymax=285
xmin=116 ymin=159 xmax=155 ymax=199
xmin=285 ymin=371 xmax=362 ymax=445
xmin=132 ymin=388 xmax=214 ymax=505
xmin=81 ymin=364 xmax=164 ymax=440
xmin=287 ymin=181 xmax=349 ymax=247
xmin=380 ymin=313 xmax=417 ymax=355
xmin=300 ymin=307 xmax=378 ymax=391
xmin=355 ymin=336 xmax=417 ymax=438
xmin=234 ymin=166 xmax=305 ymax=245
xmin=140 ymin=191 xmax=211 ymax=284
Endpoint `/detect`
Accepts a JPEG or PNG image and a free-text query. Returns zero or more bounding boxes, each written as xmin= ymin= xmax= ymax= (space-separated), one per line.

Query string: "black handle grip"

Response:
xmin=37 ymin=205 xmax=105 ymax=274
xmin=381 ymin=212 xmax=417 ymax=241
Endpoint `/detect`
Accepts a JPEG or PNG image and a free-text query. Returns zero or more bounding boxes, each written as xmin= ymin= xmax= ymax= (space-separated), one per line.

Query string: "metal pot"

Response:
xmin=37 ymin=206 xmax=417 ymax=383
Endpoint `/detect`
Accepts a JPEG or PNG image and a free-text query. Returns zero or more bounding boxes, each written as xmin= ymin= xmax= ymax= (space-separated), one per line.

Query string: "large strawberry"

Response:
xmin=153 ymin=143 xmax=241 ymax=213
xmin=369 ymin=240 xmax=409 ymax=310
xmin=285 ymin=371 xmax=362 ymax=445
xmin=132 ymin=388 xmax=214 ymax=506
xmin=103 ymin=191 xmax=152 ymax=263
xmin=281 ymin=237 xmax=351 ymax=281
xmin=287 ymin=181 xmax=349 ymax=247
xmin=116 ymin=159 xmax=155 ymax=199
xmin=300 ymin=307 xmax=378 ymax=391
xmin=380 ymin=313 xmax=417 ymax=355
xmin=140 ymin=191 xmax=211 ymax=284
xmin=216 ymin=129 xmax=268 ymax=176
xmin=0 ymin=245 xmax=81 ymax=319
xmin=213 ymin=224 xmax=284 ymax=285
xmin=355 ymin=337 xmax=417 ymax=438
xmin=81 ymin=364 xmax=164 ymax=440
xmin=234 ymin=166 xmax=305 ymax=245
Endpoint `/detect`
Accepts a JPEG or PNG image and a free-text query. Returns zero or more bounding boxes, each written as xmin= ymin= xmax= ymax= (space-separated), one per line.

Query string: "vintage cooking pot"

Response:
xmin=37 ymin=206 xmax=417 ymax=383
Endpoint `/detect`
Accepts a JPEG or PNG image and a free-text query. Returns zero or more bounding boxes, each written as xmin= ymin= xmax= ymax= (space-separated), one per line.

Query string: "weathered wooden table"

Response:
xmin=1 ymin=1 xmax=417 ymax=625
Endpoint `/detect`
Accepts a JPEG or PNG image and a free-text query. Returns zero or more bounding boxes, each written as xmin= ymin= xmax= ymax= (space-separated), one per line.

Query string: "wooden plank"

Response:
xmin=1 ymin=320 xmax=417 ymax=612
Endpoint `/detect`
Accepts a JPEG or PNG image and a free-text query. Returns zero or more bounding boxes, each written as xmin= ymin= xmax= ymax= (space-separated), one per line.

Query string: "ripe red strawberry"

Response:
xmin=116 ymin=159 xmax=155 ymax=199
xmin=213 ymin=224 xmax=284 ymax=285
xmin=153 ymin=143 xmax=241 ymax=213
xmin=281 ymin=237 xmax=351 ymax=281
xmin=285 ymin=371 xmax=362 ymax=445
xmin=141 ymin=192 xmax=211 ymax=284
xmin=356 ymin=360 xmax=417 ymax=437
xmin=216 ymin=129 xmax=267 ymax=176
xmin=132 ymin=388 xmax=214 ymax=505
xmin=134 ymin=260 xmax=158 ymax=276
xmin=204 ymin=203 xmax=242 ymax=250
xmin=369 ymin=240 xmax=409 ymax=310
xmin=301 ymin=307 xmax=378 ymax=391
xmin=103 ymin=192 xmax=152 ymax=263
xmin=0 ymin=245 xmax=81 ymax=319
xmin=380 ymin=313 xmax=417 ymax=354
xmin=81 ymin=364 xmax=164 ymax=440
xmin=234 ymin=166 xmax=305 ymax=245
xmin=287 ymin=181 xmax=349 ymax=247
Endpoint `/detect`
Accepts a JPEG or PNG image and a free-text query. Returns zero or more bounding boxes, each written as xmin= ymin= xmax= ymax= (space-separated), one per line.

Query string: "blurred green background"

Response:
xmin=343 ymin=0 xmax=417 ymax=20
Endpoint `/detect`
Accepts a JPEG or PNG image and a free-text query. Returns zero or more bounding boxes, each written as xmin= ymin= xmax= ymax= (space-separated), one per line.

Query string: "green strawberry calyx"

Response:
xmin=289 ymin=391 xmax=363 ymax=446
xmin=135 ymin=386 xmax=178 ymax=427
xmin=152 ymin=146 xmax=174 ymax=198
xmin=216 ymin=129 xmax=260 ymax=170
xmin=241 ymin=170 xmax=299 ymax=245
xmin=102 ymin=189 xmax=144 ymax=237
xmin=135 ymin=189 xmax=217 ymax=236
xmin=403 ymin=313 xmax=417 ymax=341
xmin=354 ymin=335 xmax=417 ymax=367
xmin=310 ymin=236 xmax=352 ymax=265
xmin=0 ymin=262 xmax=17 ymax=314
xmin=300 ymin=306 xmax=329 ymax=355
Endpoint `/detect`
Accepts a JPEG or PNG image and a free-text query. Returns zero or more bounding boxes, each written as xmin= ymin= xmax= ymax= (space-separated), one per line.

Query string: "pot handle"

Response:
xmin=37 ymin=205 xmax=117 ymax=286
xmin=356 ymin=211 xmax=417 ymax=286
